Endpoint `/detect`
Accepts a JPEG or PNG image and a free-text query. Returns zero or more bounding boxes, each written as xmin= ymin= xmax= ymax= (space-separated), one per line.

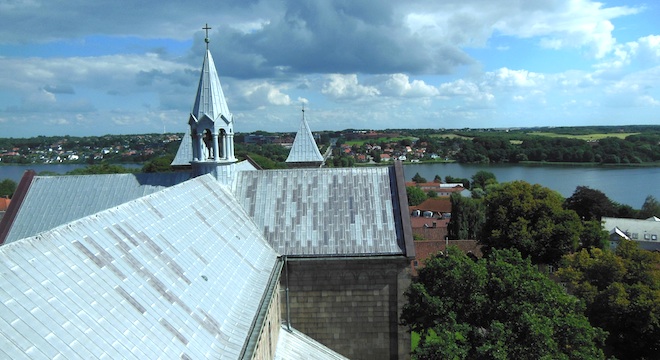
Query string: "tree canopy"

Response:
xmin=639 ymin=195 xmax=660 ymax=219
xmin=412 ymin=172 xmax=427 ymax=183
xmin=407 ymin=186 xmax=427 ymax=206
xmin=558 ymin=242 xmax=660 ymax=359
xmin=0 ymin=178 xmax=17 ymax=198
xmin=480 ymin=181 xmax=582 ymax=264
xmin=471 ymin=170 xmax=496 ymax=190
xmin=564 ymin=186 xmax=616 ymax=221
xmin=447 ymin=193 xmax=485 ymax=240
xmin=401 ymin=247 xmax=606 ymax=359
xmin=65 ymin=163 xmax=136 ymax=175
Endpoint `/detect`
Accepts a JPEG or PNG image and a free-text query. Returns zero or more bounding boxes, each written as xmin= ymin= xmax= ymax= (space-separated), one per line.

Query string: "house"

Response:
xmin=0 ymin=29 xmax=414 ymax=360
xmin=602 ymin=216 xmax=660 ymax=251
xmin=0 ymin=197 xmax=9 ymax=221
xmin=405 ymin=181 xmax=465 ymax=197
xmin=409 ymin=198 xmax=452 ymax=242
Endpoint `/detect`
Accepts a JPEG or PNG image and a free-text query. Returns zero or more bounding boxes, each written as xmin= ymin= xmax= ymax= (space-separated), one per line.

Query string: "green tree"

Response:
xmin=0 ymin=179 xmax=17 ymax=198
xmin=447 ymin=193 xmax=485 ymax=240
xmin=558 ymin=242 xmax=660 ymax=359
xmin=142 ymin=154 xmax=175 ymax=173
xmin=412 ymin=172 xmax=427 ymax=183
xmin=639 ymin=195 xmax=660 ymax=219
xmin=445 ymin=176 xmax=470 ymax=190
xmin=433 ymin=174 xmax=442 ymax=183
xmin=471 ymin=170 xmax=496 ymax=190
xmin=66 ymin=163 xmax=135 ymax=175
xmin=407 ymin=186 xmax=427 ymax=206
xmin=401 ymin=247 xmax=606 ymax=360
xmin=481 ymin=181 xmax=582 ymax=264
xmin=564 ymin=186 xmax=616 ymax=221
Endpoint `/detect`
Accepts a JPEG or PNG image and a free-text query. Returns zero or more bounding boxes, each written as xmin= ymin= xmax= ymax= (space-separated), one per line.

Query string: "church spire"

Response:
xmin=188 ymin=24 xmax=237 ymax=180
xmin=286 ymin=105 xmax=324 ymax=168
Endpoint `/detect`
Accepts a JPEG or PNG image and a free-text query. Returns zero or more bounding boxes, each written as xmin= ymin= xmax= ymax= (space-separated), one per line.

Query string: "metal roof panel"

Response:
xmin=233 ymin=167 xmax=404 ymax=256
xmin=4 ymin=172 xmax=191 ymax=244
xmin=0 ymin=175 xmax=278 ymax=358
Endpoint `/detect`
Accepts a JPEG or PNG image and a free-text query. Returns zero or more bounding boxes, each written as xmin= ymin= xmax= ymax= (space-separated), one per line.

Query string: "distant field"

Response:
xmin=430 ymin=134 xmax=473 ymax=140
xmin=528 ymin=132 xmax=640 ymax=140
xmin=345 ymin=136 xmax=412 ymax=146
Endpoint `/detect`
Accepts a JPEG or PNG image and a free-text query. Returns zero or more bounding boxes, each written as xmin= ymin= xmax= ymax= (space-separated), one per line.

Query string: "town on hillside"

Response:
xmin=2 ymin=124 xmax=660 ymax=167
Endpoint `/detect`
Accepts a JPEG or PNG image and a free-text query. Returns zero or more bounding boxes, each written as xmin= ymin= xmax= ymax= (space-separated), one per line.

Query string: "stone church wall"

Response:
xmin=281 ymin=257 xmax=411 ymax=360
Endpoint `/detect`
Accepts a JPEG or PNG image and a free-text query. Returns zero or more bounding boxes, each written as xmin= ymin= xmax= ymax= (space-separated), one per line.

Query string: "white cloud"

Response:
xmin=487 ymin=68 xmax=545 ymax=88
xmin=376 ymin=74 xmax=439 ymax=98
xmin=438 ymin=79 xmax=495 ymax=104
xmin=236 ymin=82 xmax=292 ymax=108
xmin=322 ymin=74 xmax=379 ymax=100
xmin=637 ymin=95 xmax=660 ymax=106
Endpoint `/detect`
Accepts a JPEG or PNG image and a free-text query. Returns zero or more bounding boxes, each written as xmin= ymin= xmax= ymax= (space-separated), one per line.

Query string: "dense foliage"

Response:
xmin=558 ymin=242 xmax=660 ymax=359
xmin=401 ymin=247 xmax=606 ymax=359
xmin=447 ymin=193 xmax=485 ymax=240
xmin=66 ymin=163 xmax=137 ymax=175
xmin=564 ymin=186 xmax=618 ymax=221
xmin=453 ymin=134 xmax=660 ymax=164
xmin=480 ymin=181 xmax=582 ymax=264
xmin=640 ymin=195 xmax=660 ymax=219
xmin=0 ymin=179 xmax=17 ymax=198
xmin=407 ymin=186 xmax=427 ymax=206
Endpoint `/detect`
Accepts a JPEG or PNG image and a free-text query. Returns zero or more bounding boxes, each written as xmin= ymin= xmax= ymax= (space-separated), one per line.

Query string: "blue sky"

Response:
xmin=0 ymin=0 xmax=658 ymax=137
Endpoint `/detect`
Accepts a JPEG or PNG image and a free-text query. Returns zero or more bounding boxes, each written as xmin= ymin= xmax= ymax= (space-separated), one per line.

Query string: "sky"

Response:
xmin=0 ymin=0 xmax=658 ymax=137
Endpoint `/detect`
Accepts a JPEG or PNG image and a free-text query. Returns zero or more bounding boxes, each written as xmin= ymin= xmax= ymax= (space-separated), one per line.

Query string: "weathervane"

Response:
xmin=203 ymin=23 xmax=211 ymax=50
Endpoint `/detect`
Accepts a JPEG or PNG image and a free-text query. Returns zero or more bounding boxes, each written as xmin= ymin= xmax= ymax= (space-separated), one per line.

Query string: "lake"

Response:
xmin=404 ymin=163 xmax=659 ymax=209
xmin=1 ymin=162 xmax=658 ymax=208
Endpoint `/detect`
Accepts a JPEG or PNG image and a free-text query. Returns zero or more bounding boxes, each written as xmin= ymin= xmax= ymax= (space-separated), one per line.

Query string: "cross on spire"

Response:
xmin=203 ymin=23 xmax=212 ymax=49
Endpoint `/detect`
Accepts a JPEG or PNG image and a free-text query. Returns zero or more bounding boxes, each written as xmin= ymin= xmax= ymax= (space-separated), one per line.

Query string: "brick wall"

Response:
xmin=281 ymin=257 xmax=411 ymax=360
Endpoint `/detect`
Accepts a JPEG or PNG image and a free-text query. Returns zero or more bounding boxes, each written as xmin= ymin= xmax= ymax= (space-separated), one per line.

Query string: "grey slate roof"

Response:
xmin=2 ymin=172 xmax=191 ymax=245
xmin=285 ymin=114 xmax=324 ymax=164
xmin=274 ymin=326 xmax=349 ymax=360
xmin=0 ymin=175 xmax=278 ymax=359
xmin=232 ymin=167 xmax=405 ymax=256
xmin=191 ymin=49 xmax=232 ymax=125
xmin=171 ymin=128 xmax=193 ymax=166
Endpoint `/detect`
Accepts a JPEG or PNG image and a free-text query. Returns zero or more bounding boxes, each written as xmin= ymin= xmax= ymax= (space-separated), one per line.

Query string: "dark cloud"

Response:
xmin=194 ymin=1 xmax=475 ymax=78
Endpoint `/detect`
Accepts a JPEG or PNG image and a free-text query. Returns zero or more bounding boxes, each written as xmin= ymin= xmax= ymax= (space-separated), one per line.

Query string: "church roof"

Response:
xmin=171 ymin=128 xmax=193 ymax=166
xmin=1 ymin=172 xmax=191 ymax=245
xmin=191 ymin=49 xmax=231 ymax=125
xmin=285 ymin=112 xmax=324 ymax=164
xmin=274 ymin=326 xmax=349 ymax=360
xmin=232 ymin=167 xmax=407 ymax=256
xmin=0 ymin=174 xmax=279 ymax=358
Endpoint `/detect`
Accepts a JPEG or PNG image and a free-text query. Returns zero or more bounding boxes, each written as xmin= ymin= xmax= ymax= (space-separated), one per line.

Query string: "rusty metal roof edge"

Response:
xmin=393 ymin=161 xmax=415 ymax=260
xmin=0 ymin=169 xmax=35 ymax=246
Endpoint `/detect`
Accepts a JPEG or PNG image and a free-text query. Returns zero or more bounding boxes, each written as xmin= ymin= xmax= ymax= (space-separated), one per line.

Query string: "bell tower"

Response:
xmin=189 ymin=24 xmax=237 ymax=181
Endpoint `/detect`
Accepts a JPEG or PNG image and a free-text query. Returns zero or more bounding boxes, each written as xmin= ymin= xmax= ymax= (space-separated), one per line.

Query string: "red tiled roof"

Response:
xmin=0 ymin=198 xmax=10 ymax=211
xmin=411 ymin=198 xmax=452 ymax=214
xmin=410 ymin=217 xmax=449 ymax=229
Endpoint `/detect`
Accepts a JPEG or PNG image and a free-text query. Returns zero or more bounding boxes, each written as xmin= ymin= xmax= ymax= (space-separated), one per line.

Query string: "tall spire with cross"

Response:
xmin=203 ymin=23 xmax=211 ymax=50
xmin=185 ymin=23 xmax=236 ymax=181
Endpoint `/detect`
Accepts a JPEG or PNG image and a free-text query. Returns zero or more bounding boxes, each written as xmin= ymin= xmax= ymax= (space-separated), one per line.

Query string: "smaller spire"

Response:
xmin=203 ymin=23 xmax=212 ymax=50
